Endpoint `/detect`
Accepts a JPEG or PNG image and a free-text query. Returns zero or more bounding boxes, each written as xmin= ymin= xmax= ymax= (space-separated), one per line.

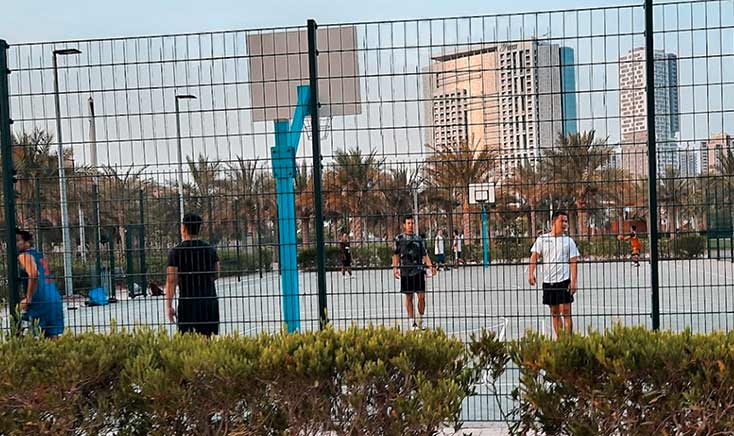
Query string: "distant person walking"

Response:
xmin=16 ymin=229 xmax=65 ymax=338
xmin=339 ymin=233 xmax=354 ymax=278
xmin=528 ymin=211 xmax=580 ymax=338
xmin=165 ymin=213 xmax=220 ymax=336
xmin=452 ymin=229 xmax=464 ymax=266
xmin=434 ymin=229 xmax=447 ymax=271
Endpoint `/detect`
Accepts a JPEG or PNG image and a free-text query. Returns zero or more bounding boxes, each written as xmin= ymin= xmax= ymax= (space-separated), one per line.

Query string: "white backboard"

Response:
xmin=469 ymin=182 xmax=496 ymax=204
xmin=247 ymin=26 xmax=362 ymax=122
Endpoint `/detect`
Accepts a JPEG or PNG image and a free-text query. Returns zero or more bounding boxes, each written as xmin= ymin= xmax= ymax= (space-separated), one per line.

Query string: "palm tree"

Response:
xmin=423 ymin=138 xmax=498 ymax=244
xmin=332 ymin=148 xmax=384 ymax=243
xmin=721 ymin=149 xmax=734 ymax=238
xmin=422 ymin=183 xmax=456 ymax=231
xmin=294 ymin=161 xmax=314 ymax=246
xmin=505 ymin=159 xmax=549 ymax=236
xmin=11 ymin=129 xmax=60 ymax=229
xmin=98 ymin=165 xmax=148 ymax=246
xmin=228 ymin=157 xmax=260 ymax=241
xmin=187 ymin=154 xmax=223 ymax=241
xmin=657 ymin=167 xmax=689 ymax=234
xmin=543 ymin=131 xmax=624 ymax=237
xmin=322 ymin=167 xmax=350 ymax=240
xmin=379 ymin=166 xmax=415 ymax=239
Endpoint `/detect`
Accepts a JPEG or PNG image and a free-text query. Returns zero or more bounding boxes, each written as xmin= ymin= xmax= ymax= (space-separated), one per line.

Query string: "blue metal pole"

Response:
xmin=272 ymin=120 xmax=300 ymax=332
xmin=482 ymin=204 xmax=489 ymax=268
xmin=271 ymin=85 xmax=311 ymax=333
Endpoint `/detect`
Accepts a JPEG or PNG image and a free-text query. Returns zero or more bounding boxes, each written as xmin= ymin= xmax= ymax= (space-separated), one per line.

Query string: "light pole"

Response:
xmin=174 ymin=94 xmax=196 ymax=225
xmin=53 ymin=48 xmax=81 ymax=296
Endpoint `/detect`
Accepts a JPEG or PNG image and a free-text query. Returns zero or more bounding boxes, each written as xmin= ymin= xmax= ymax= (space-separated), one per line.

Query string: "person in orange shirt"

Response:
xmin=618 ymin=225 xmax=642 ymax=267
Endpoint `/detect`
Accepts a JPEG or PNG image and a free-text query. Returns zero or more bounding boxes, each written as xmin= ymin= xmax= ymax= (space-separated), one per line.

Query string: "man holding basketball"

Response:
xmin=618 ymin=225 xmax=642 ymax=267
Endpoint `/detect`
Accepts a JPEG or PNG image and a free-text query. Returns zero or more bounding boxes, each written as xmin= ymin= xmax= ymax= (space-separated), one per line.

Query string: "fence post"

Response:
xmin=0 ymin=39 xmax=19 ymax=321
xmin=644 ymin=0 xmax=661 ymax=330
xmin=307 ymin=19 xmax=328 ymax=329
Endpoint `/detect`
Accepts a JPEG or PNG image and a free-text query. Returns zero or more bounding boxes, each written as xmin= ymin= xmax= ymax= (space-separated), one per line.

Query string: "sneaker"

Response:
xmin=411 ymin=323 xmax=419 ymax=331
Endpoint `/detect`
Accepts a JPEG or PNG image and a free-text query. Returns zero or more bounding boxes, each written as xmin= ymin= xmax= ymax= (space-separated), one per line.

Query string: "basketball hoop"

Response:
xmin=304 ymin=115 xmax=332 ymax=141
xmin=469 ymin=182 xmax=496 ymax=205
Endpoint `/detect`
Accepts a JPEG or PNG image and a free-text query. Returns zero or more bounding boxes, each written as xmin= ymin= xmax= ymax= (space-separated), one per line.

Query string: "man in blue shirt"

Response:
xmin=16 ymin=229 xmax=65 ymax=338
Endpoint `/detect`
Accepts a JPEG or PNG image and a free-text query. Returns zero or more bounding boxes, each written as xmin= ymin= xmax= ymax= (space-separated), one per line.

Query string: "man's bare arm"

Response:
xmin=569 ymin=256 xmax=579 ymax=293
xmin=165 ymin=266 xmax=178 ymax=322
xmin=528 ymin=252 xmax=539 ymax=285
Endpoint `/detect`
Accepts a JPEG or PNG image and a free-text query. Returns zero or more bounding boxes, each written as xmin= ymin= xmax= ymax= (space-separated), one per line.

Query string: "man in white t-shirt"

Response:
xmin=528 ymin=210 xmax=580 ymax=338
xmin=434 ymin=229 xmax=446 ymax=270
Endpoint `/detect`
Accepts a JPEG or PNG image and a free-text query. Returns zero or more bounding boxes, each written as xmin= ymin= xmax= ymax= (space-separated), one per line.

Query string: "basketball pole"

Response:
xmin=271 ymin=84 xmax=310 ymax=333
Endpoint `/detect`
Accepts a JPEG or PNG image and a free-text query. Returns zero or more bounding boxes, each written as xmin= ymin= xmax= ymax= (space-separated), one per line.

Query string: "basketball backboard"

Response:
xmin=247 ymin=26 xmax=362 ymax=123
xmin=469 ymin=182 xmax=496 ymax=204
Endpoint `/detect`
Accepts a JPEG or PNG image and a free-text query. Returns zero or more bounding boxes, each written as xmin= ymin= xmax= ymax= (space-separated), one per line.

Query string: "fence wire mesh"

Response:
xmin=1 ymin=0 xmax=734 ymax=421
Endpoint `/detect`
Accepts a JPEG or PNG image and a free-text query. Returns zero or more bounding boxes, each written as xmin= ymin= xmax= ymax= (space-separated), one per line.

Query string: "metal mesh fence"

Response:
xmin=1 ymin=0 xmax=733 ymax=421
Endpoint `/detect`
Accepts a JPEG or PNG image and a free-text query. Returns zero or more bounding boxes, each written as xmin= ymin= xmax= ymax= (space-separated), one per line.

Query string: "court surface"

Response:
xmin=3 ymin=258 xmax=733 ymax=421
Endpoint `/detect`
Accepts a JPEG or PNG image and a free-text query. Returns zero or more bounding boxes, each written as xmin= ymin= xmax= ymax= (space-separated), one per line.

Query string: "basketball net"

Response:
xmin=304 ymin=115 xmax=332 ymax=141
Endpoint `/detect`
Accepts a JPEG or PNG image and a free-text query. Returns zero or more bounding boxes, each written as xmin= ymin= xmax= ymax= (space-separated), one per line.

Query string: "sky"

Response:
xmin=1 ymin=0 xmax=640 ymax=44
xmin=2 ymin=0 xmax=730 ymax=179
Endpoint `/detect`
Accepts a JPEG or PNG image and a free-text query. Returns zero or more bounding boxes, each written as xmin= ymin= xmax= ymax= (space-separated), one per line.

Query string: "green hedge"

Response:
xmin=474 ymin=325 xmax=734 ymax=434
xmin=352 ymin=244 xmax=393 ymax=267
xmin=0 ymin=326 xmax=474 ymax=436
xmin=298 ymin=244 xmax=394 ymax=270
xmin=658 ymin=234 xmax=706 ymax=259
xmin=298 ymin=245 xmax=341 ymax=270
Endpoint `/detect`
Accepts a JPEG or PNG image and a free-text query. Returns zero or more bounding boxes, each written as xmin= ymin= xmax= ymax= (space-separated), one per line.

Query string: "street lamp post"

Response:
xmin=174 ymin=94 xmax=196 ymax=225
xmin=53 ymin=48 xmax=81 ymax=296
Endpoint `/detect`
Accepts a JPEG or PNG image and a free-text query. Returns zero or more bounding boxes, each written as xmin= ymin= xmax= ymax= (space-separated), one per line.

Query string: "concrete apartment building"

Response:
xmin=422 ymin=40 xmax=577 ymax=178
xmin=701 ymin=133 xmax=734 ymax=175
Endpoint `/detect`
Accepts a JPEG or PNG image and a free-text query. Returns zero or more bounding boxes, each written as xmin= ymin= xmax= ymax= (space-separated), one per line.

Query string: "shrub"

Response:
xmin=298 ymin=245 xmax=341 ymax=270
xmin=672 ymin=234 xmax=706 ymax=258
xmin=351 ymin=244 xmax=393 ymax=267
xmin=0 ymin=326 xmax=474 ymax=436
xmin=473 ymin=325 xmax=734 ymax=435
xmin=493 ymin=236 xmax=529 ymax=262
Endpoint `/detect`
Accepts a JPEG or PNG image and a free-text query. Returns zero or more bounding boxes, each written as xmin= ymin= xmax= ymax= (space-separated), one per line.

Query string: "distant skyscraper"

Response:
xmin=618 ymin=47 xmax=680 ymax=178
xmin=423 ymin=40 xmax=577 ymax=178
xmin=677 ymin=141 xmax=700 ymax=177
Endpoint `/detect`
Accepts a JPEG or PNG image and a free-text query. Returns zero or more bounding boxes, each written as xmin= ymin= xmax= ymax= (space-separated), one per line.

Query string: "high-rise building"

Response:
xmin=701 ymin=133 xmax=734 ymax=174
xmin=677 ymin=141 xmax=701 ymax=177
xmin=618 ymin=48 xmax=680 ymax=178
xmin=423 ymin=40 xmax=577 ymax=178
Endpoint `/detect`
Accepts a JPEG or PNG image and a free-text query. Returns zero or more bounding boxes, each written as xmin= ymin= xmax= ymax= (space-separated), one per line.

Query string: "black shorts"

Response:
xmin=341 ymin=255 xmax=352 ymax=267
xmin=542 ymin=279 xmax=573 ymax=306
xmin=400 ymin=273 xmax=426 ymax=294
xmin=177 ymin=297 xmax=220 ymax=336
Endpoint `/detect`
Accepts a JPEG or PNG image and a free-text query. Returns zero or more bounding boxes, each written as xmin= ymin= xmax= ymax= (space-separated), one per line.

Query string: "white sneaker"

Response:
xmin=411 ymin=323 xmax=419 ymax=331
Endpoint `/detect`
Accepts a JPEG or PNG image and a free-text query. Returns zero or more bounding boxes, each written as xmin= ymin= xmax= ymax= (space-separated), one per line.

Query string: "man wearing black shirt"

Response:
xmin=393 ymin=215 xmax=437 ymax=330
xmin=165 ymin=213 xmax=220 ymax=336
xmin=339 ymin=233 xmax=354 ymax=278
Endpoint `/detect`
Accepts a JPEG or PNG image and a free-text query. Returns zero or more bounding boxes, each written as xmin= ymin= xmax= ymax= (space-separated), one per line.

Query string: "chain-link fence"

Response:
xmin=1 ymin=0 xmax=733 ymax=421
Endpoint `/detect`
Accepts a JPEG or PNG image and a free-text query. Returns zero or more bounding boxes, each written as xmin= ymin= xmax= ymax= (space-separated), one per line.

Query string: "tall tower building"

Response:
xmin=618 ymin=47 xmax=680 ymax=178
xmin=423 ymin=40 xmax=577 ymax=178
